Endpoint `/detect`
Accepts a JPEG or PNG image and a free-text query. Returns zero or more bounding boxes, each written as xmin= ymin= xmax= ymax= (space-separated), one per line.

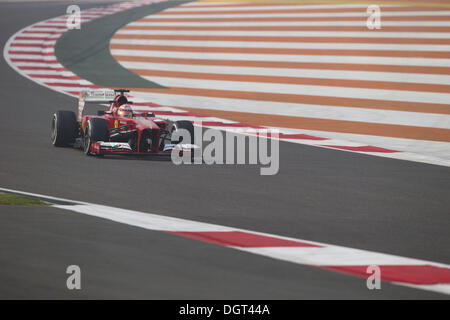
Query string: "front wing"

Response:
xmin=89 ymin=141 xmax=198 ymax=156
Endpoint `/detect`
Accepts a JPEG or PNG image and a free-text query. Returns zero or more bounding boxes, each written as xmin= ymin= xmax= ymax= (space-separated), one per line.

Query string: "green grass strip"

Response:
xmin=0 ymin=193 xmax=48 ymax=206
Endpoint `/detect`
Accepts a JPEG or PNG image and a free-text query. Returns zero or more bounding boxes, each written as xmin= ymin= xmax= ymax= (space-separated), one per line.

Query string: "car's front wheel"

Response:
xmin=83 ymin=118 xmax=109 ymax=155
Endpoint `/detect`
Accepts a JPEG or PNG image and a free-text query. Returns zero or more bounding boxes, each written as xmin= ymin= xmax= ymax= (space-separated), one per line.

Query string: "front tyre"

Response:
xmin=83 ymin=118 xmax=109 ymax=155
xmin=51 ymin=110 xmax=77 ymax=147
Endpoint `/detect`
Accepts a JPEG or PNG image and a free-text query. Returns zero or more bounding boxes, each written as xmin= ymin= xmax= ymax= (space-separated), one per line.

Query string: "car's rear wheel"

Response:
xmin=171 ymin=120 xmax=194 ymax=144
xmin=83 ymin=118 xmax=109 ymax=155
xmin=51 ymin=110 xmax=77 ymax=147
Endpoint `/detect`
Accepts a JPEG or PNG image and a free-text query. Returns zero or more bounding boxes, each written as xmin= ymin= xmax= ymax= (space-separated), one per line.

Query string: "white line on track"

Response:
xmin=169 ymin=4 xmax=378 ymax=11
xmin=128 ymin=21 xmax=450 ymax=26
xmin=11 ymin=40 xmax=57 ymax=45
xmin=8 ymin=47 xmax=55 ymax=53
xmin=13 ymin=33 xmax=61 ymax=38
xmin=115 ymin=29 xmax=450 ymax=38
xmin=127 ymin=89 xmax=450 ymax=129
xmin=30 ymin=78 xmax=91 ymax=84
xmin=12 ymin=62 xmax=62 ymax=68
xmin=135 ymin=75 xmax=450 ymax=105
xmin=117 ymin=61 xmax=450 ymax=85
xmin=272 ymin=127 xmax=450 ymax=161
xmin=16 ymin=69 xmax=73 ymax=76
xmin=144 ymin=11 xmax=450 ymax=19
xmin=29 ymin=27 xmax=68 ymax=31
xmin=109 ymin=38 xmax=450 ymax=51
xmin=110 ymin=49 xmax=450 ymax=67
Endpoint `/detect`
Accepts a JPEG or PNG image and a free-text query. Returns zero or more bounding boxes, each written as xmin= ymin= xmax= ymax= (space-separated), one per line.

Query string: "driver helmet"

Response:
xmin=117 ymin=104 xmax=133 ymax=118
xmin=117 ymin=94 xmax=128 ymax=106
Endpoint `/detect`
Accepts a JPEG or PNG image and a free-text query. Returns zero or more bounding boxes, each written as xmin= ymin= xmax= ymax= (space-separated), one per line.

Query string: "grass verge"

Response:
xmin=0 ymin=192 xmax=48 ymax=206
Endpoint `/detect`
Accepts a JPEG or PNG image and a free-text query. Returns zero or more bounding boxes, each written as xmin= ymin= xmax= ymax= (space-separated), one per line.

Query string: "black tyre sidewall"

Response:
xmin=84 ymin=118 xmax=109 ymax=155
xmin=52 ymin=110 xmax=77 ymax=147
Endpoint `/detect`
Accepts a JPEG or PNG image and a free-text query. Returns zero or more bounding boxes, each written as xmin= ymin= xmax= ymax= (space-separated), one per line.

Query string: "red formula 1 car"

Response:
xmin=51 ymin=89 xmax=197 ymax=156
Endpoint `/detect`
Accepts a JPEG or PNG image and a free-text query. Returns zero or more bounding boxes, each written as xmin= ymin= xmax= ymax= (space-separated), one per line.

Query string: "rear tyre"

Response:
xmin=83 ymin=118 xmax=109 ymax=155
xmin=51 ymin=110 xmax=77 ymax=147
xmin=171 ymin=120 xmax=194 ymax=144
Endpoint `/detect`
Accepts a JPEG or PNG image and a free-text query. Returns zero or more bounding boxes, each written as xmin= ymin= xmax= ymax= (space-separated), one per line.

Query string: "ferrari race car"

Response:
xmin=51 ymin=89 xmax=197 ymax=156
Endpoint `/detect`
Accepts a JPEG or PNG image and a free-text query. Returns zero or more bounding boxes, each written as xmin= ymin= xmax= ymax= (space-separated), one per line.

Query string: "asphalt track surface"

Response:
xmin=0 ymin=1 xmax=449 ymax=299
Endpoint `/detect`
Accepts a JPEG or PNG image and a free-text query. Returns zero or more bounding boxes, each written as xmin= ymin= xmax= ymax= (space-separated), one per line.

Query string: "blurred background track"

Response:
xmin=111 ymin=0 xmax=450 ymax=161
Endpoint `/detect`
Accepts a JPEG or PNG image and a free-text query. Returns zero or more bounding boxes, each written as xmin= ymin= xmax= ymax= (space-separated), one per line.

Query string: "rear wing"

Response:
xmin=77 ymin=89 xmax=116 ymax=121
